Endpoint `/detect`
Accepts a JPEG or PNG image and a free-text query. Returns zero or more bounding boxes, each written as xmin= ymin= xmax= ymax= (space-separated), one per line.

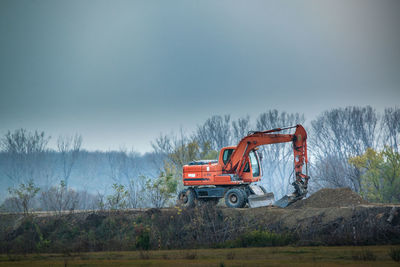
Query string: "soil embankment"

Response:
xmin=225 ymin=188 xmax=399 ymax=245
xmin=0 ymin=188 xmax=399 ymax=253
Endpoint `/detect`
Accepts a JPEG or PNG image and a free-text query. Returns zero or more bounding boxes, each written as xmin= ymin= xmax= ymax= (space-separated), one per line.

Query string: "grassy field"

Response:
xmin=1 ymin=246 xmax=399 ymax=266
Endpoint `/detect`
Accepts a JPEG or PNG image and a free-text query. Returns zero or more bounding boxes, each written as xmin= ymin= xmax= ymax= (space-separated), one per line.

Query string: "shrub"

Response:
xmin=7 ymin=180 xmax=40 ymax=215
xmin=40 ymin=180 xmax=79 ymax=215
xmin=233 ymin=230 xmax=293 ymax=247
xmin=135 ymin=224 xmax=150 ymax=250
xmin=389 ymin=248 xmax=400 ymax=262
xmin=10 ymin=217 xmax=43 ymax=253
xmin=107 ymin=184 xmax=129 ymax=210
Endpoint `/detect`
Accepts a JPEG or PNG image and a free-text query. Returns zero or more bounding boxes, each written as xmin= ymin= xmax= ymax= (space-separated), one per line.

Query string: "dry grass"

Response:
xmin=0 ymin=246 xmax=399 ymax=266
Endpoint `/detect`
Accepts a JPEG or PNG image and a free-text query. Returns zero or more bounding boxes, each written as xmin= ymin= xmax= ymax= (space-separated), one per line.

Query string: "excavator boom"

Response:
xmin=224 ymin=125 xmax=308 ymax=178
xmin=222 ymin=125 xmax=309 ymax=207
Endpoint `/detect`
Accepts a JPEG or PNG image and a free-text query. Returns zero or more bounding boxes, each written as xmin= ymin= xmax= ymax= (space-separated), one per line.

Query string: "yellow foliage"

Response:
xmin=349 ymin=146 xmax=400 ymax=203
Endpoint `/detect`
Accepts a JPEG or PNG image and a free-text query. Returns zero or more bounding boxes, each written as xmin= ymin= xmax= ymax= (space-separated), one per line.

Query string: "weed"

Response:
xmin=234 ymin=230 xmax=293 ymax=247
xmin=139 ymin=250 xmax=150 ymax=260
xmin=352 ymin=249 xmax=376 ymax=261
xmin=388 ymin=247 xmax=400 ymax=262
xmin=219 ymin=262 xmax=225 ymax=267
xmin=185 ymin=252 xmax=197 ymax=260
xmin=6 ymin=253 xmax=22 ymax=262
xmin=226 ymin=251 xmax=235 ymax=260
xmin=282 ymin=249 xmax=307 ymax=254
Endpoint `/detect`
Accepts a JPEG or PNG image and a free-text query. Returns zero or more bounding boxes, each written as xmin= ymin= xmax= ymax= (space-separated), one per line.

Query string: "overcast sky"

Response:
xmin=1 ymin=0 xmax=399 ymax=153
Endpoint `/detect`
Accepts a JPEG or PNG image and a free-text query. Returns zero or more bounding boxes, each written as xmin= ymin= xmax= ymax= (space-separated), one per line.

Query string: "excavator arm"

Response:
xmin=224 ymin=124 xmax=309 ymax=206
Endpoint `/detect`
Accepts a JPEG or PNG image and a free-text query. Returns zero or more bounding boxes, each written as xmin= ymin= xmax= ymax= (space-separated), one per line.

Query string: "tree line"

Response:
xmin=0 ymin=106 xmax=399 ymax=213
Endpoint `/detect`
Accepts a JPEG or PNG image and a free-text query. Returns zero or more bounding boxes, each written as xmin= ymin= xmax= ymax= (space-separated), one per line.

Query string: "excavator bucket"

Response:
xmin=274 ymin=180 xmax=308 ymax=208
xmin=274 ymin=195 xmax=294 ymax=208
xmin=248 ymin=192 xmax=275 ymax=208
xmin=247 ymin=185 xmax=275 ymax=208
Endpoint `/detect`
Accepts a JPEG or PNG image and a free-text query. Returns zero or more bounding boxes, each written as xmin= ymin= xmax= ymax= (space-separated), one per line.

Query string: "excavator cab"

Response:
xmin=220 ymin=148 xmax=262 ymax=182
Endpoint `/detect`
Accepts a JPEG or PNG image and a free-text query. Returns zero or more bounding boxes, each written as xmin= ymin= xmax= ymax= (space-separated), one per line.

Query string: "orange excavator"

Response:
xmin=178 ymin=124 xmax=309 ymax=208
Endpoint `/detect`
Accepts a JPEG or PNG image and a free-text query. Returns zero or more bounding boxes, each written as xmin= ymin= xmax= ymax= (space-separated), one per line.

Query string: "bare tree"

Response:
xmin=107 ymin=148 xmax=143 ymax=208
xmin=57 ymin=134 xmax=82 ymax=188
xmin=310 ymin=106 xmax=378 ymax=192
xmin=381 ymin=107 xmax=400 ymax=152
xmin=152 ymin=134 xmax=173 ymax=156
xmin=74 ymin=188 xmax=98 ymax=210
xmin=232 ymin=115 xmax=251 ymax=144
xmin=127 ymin=177 xmax=145 ymax=208
xmin=1 ymin=129 xmax=49 ymax=154
xmin=152 ymin=129 xmax=217 ymax=172
xmin=40 ymin=180 xmax=78 ymax=215
xmin=0 ymin=129 xmax=52 ymax=186
xmin=196 ymin=115 xmax=231 ymax=150
xmin=150 ymin=133 xmax=174 ymax=174
xmin=107 ymin=148 xmax=139 ymax=183
xmin=255 ymin=110 xmax=305 ymax=198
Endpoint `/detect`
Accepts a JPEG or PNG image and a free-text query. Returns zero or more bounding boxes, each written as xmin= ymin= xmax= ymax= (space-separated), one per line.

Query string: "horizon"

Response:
xmin=0 ymin=105 xmax=395 ymax=154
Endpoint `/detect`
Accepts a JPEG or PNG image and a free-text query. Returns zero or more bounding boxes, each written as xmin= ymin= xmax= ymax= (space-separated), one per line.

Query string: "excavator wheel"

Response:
xmin=239 ymin=188 xmax=248 ymax=207
xmin=177 ymin=189 xmax=195 ymax=208
xmin=225 ymin=188 xmax=246 ymax=208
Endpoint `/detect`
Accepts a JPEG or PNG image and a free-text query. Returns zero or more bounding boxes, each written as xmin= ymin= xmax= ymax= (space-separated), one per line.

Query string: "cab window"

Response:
xmin=243 ymin=162 xmax=250 ymax=172
xmin=222 ymin=149 xmax=234 ymax=165
xmin=249 ymin=151 xmax=260 ymax=176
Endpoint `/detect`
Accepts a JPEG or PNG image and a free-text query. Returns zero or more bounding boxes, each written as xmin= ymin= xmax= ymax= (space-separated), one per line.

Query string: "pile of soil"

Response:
xmin=289 ymin=187 xmax=368 ymax=209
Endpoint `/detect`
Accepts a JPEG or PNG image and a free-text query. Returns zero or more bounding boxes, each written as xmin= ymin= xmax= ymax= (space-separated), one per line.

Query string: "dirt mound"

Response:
xmin=289 ymin=187 xmax=368 ymax=209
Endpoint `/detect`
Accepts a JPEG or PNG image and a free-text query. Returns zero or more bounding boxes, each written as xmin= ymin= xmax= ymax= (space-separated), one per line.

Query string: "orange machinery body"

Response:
xmin=182 ymin=147 xmax=260 ymax=186
xmin=182 ymin=124 xmax=308 ymax=187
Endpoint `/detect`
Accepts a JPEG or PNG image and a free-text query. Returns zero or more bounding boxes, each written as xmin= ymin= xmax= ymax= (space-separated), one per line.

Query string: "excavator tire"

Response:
xmin=225 ymin=188 xmax=246 ymax=208
xmin=177 ymin=189 xmax=195 ymax=208
xmin=239 ymin=188 xmax=248 ymax=207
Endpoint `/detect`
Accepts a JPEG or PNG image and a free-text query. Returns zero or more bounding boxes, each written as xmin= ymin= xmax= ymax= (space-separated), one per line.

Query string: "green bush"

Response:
xmin=135 ymin=224 xmax=150 ymax=250
xmin=228 ymin=230 xmax=293 ymax=248
xmin=9 ymin=217 xmax=43 ymax=253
